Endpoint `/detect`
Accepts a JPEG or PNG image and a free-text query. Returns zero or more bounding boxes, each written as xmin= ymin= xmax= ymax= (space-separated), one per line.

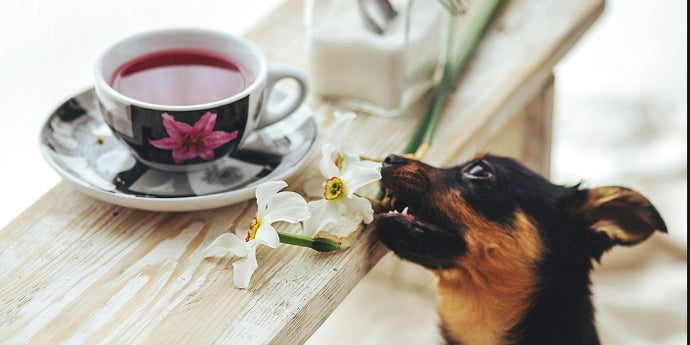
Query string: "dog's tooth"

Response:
xmin=402 ymin=207 xmax=409 ymax=214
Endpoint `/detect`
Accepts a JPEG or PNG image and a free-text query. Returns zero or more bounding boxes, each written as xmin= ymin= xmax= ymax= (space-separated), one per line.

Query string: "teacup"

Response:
xmin=94 ymin=28 xmax=307 ymax=172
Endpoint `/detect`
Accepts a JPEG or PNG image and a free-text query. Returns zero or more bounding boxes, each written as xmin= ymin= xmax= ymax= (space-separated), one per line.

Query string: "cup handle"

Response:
xmin=256 ymin=63 xmax=308 ymax=129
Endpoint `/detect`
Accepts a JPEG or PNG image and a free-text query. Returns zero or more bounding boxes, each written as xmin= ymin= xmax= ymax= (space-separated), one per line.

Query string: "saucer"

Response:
xmin=39 ymin=87 xmax=318 ymax=212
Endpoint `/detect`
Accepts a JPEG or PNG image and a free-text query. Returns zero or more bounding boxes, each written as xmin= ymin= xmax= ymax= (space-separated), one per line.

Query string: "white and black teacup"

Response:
xmin=94 ymin=28 xmax=307 ymax=172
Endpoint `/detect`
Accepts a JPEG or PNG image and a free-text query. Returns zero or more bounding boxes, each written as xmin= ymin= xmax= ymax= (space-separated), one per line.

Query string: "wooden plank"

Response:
xmin=431 ymin=0 xmax=604 ymax=167
xmin=522 ymin=74 xmax=555 ymax=177
xmin=0 ymin=0 xmax=604 ymax=344
xmin=0 ymin=182 xmax=388 ymax=345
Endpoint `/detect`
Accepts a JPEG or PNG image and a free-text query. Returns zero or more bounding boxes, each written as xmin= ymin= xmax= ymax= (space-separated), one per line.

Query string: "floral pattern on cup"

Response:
xmin=94 ymin=28 xmax=308 ymax=172
xmin=149 ymin=112 xmax=238 ymax=164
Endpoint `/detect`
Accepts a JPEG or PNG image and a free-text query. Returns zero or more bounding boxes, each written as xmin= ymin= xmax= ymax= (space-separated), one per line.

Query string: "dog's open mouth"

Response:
xmin=377 ymin=188 xmax=449 ymax=234
xmin=376 ymin=187 xmax=466 ymax=269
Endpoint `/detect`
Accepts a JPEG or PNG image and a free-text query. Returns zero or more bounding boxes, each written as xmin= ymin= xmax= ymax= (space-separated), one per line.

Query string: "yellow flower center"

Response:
xmin=324 ymin=176 xmax=345 ymax=200
xmin=245 ymin=216 xmax=262 ymax=242
xmin=184 ymin=133 xmax=206 ymax=151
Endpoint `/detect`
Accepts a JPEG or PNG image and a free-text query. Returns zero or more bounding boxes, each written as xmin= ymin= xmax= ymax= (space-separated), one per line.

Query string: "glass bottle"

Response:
xmin=304 ymin=0 xmax=447 ymax=117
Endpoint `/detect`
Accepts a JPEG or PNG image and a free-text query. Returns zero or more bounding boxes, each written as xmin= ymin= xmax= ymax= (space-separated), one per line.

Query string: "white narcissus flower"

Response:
xmin=327 ymin=111 xmax=361 ymax=172
xmin=304 ymin=111 xmax=363 ymax=199
xmin=304 ymin=144 xmax=382 ymax=237
xmin=203 ymin=180 xmax=310 ymax=289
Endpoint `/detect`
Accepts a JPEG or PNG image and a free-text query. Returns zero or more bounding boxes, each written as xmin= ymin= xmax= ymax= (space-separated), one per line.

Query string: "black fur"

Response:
xmin=376 ymin=154 xmax=667 ymax=345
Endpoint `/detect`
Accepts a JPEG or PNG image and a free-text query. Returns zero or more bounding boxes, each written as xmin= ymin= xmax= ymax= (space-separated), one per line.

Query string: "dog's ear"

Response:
xmin=565 ymin=186 xmax=667 ymax=257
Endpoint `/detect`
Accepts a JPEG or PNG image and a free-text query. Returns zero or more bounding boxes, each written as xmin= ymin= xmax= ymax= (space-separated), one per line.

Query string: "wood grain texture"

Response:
xmin=0 ymin=0 xmax=603 ymax=344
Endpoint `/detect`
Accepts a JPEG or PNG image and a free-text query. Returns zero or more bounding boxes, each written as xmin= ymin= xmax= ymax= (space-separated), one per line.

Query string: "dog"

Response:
xmin=375 ymin=154 xmax=667 ymax=345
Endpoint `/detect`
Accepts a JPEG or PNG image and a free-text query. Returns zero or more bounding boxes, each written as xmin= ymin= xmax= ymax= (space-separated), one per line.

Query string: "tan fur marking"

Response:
xmin=581 ymin=187 xmax=621 ymax=207
xmin=434 ymin=205 xmax=545 ymax=345
xmin=579 ymin=186 xmax=661 ymax=242
xmin=591 ymin=220 xmax=647 ymax=243
xmin=472 ymin=152 xmax=490 ymax=160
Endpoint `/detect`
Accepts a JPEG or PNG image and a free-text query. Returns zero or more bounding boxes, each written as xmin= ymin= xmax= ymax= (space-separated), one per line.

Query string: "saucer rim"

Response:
xmin=39 ymin=87 xmax=317 ymax=212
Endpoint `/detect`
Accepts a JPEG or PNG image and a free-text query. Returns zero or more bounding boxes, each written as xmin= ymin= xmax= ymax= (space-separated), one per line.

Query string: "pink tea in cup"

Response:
xmin=109 ymin=49 xmax=254 ymax=106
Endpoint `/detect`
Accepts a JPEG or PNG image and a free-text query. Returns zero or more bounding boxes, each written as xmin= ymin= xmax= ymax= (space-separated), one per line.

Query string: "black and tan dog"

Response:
xmin=375 ymin=154 xmax=667 ymax=345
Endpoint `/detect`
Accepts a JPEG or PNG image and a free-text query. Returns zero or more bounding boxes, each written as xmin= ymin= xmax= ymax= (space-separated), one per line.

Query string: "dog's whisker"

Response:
xmin=360 ymin=155 xmax=384 ymax=163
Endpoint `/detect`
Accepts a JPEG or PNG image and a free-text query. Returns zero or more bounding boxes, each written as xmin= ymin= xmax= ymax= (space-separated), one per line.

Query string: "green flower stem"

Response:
xmin=403 ymin=0 xmax=503 ymax=158
xmin=378 ymin=0 xmax=502 ymax=202
xmin=402 ymin=15 xmax=455 ymax=155
xmin=278 ymin=231 xmax=341 ymax=252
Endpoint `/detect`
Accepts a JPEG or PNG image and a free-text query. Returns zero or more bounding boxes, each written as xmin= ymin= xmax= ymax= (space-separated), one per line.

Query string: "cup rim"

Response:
xmin=94 ymin=27 xmax=268 ymax=111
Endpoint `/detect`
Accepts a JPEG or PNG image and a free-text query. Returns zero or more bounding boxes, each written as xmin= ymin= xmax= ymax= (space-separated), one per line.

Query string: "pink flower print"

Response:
xmin=148 ymin=112 xmax=238 ymax=164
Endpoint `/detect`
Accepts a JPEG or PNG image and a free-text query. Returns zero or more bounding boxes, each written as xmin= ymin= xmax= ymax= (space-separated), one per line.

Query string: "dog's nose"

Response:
xmin=383 ymin=154 xmax=408 ymax=167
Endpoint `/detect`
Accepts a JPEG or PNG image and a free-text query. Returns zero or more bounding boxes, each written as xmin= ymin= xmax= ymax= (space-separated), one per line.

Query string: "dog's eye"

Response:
xmin=463 ymin=161 xmax=494 ymax=180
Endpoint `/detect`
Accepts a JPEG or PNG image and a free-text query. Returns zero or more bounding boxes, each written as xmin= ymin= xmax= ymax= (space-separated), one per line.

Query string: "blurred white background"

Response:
xmin=0 ymin=0 xmax=284 ymax=228
xmin=0 ymin=0 xmax=686 ymax=344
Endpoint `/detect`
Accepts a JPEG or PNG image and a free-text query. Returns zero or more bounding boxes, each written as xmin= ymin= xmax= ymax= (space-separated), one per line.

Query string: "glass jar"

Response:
xmin=304 ymin=0 xmax=447 ymax=117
